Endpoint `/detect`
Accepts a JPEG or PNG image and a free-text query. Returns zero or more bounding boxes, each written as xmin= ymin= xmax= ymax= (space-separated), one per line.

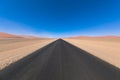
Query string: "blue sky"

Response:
xmin=0 ymin=0 xmax=120 ymax=38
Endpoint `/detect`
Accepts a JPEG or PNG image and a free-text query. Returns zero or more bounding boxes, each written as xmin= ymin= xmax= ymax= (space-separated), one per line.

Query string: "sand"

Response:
xmin=0 ymin=38 xmax=55 ymax=69
xmin=64 ymin=38 xmax=120 ymax=68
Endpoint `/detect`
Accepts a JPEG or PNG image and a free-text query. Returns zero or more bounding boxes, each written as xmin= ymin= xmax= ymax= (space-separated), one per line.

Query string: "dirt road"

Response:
xmin=0 ymin=39 xmax=120 ymax=80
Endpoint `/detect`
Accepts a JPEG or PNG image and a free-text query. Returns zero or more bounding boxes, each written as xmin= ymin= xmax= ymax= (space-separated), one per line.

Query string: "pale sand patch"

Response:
xmin=0 ymin=39 xmax=55 ymax=69
xmin=64 ymin=39 xmax=120 ymax=68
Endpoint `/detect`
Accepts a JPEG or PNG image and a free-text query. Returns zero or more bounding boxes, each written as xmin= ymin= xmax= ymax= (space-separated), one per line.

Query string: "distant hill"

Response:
xmin=68 ymin=36 xmax=120 ymax=39
xmin=0 ymin=32 xmax=40 ymax=39
xmin=0 ymin=32 xmax=23 ymax=38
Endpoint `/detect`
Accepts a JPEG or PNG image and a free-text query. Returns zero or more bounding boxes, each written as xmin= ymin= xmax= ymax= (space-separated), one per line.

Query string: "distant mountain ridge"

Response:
xmin=0 ymin=32 xmax=40 ymax=39
xmin=0 ymin=32 xmax=23 ymax=38
xmin=68 ymin=36 xmax=120 ymax=39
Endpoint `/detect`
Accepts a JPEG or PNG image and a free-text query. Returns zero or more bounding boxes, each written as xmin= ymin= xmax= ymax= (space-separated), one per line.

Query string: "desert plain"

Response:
xmin=0 ymin=38 xmax=55 ymax=69
xmin=0 ymin=32 xmax=120 ymax=80
xmin=0 ymin=32 xmax=120 ymax=70
xmin=64 ymin=37 xmax=120 ymax=68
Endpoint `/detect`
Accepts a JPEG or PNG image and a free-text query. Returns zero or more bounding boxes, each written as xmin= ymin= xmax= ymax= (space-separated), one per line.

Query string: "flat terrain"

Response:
xmin=0 ymin=39 xmax=120 ymax=80
xmin=0 ymin=38 xmax=55 ymax=69
xmin=64 ymin=38 xmax=120 ymax=68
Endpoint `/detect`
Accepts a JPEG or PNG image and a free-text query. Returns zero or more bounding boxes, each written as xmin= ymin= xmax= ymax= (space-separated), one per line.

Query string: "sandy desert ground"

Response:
xmin=0 ymin=34 xmax=120 ymax=71
xmin=0 ymin=38 xmax=55 ymax=69
xmin=1 ymin=39 xmax=119 ymax=80
xmin=64 ymin=38 xmax=120 ymax=68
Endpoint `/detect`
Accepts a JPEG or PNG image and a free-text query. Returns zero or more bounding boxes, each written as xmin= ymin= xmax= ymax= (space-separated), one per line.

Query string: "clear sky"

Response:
xmin=0 ymin=0 xmax=120 ymax=38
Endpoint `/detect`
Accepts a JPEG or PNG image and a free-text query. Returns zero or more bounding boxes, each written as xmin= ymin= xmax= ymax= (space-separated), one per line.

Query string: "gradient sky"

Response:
xmin=0 ymin=0 xmax=120 ymax=37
